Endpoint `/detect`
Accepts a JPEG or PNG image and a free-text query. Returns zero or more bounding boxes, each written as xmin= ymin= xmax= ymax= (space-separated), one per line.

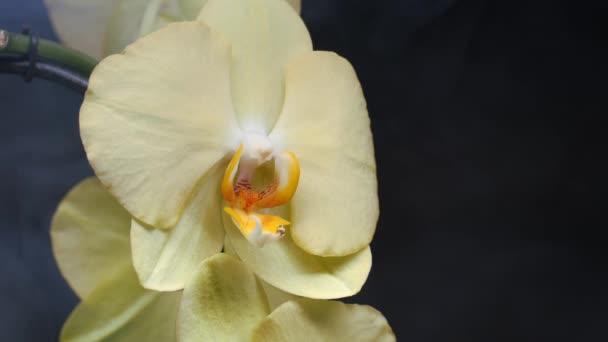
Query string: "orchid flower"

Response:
xmin=80 ymin=0 xmax=378 ymax=299
xmin=51 ymin=178 xmax=394 ymax=341
xmin=44 ymin=0 xmax=302 ymax=58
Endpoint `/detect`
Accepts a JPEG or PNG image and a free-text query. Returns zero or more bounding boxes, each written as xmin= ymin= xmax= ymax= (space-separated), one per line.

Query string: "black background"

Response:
xmin=1 ymin=0 xmax=606 ymax=340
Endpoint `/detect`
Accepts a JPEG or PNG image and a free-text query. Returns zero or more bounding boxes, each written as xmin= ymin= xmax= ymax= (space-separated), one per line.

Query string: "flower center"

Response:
xmin=221 ymin=133 xmax=300 ymax=247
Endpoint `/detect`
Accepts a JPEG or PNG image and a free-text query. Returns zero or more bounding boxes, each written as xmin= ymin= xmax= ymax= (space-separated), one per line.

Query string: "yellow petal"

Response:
xmin=198 ymin=0 xmax=312 ymax=133
xmin=269 ymin=51 xmax=378 ymax=257
xmin=221 ymin=144 xmax=243 ymax=202
xmin=223 ymin=209 xmax=372 ymax=299
xmin=224 ymin=207 xmax=289 ymax=247
xmin=61 ymin=267 xmax=181 ymax=342
xmin=45 ymin=0 xmax=202 ymax=58
xmin=223 ymin=233 xmax=238 ymax=257
xmin=131 ymin=165 xmax=225 ymax=291
xmin=177 ymin=254 xmax=270 ymax=341
xmin=178 ymin=0 xmax=208 ymax=20
xmin=287 ymin=0 xmax=301 ymax=12
xmin=252 ymin=299 xmax=396 ymax=342
xmin=260 ymin=281 xmax=300 ymax=311
xmin=81 ymin=22 xmax=240 ymax=230
xmin=51 ymin=177 xmax=182 ymax=341
xmin=43 ymin=0 xmax=118 ymax=59
xmin=50 ymin=177 xmax=131 ymax=299
xmin=256 ymin=151 xmax=300 ymax=209
xmin=101 ymin=0 xmax=152 ymax=56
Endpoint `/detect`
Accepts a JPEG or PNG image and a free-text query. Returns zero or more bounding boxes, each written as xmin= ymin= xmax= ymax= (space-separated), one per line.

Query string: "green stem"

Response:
xmin=1 ymin=30 xmax=97 ymax=75
xmin=0 ymin=29 xmax=98 ymax=90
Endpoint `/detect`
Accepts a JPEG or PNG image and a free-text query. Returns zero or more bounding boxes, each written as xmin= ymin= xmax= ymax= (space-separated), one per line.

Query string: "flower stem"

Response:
xmin=0 ymin=29 xmax=98 ymax=93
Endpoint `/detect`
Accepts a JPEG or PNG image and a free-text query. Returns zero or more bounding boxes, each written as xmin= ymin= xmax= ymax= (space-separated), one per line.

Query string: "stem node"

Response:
xmin=0 ymin=29 xmax=98 ymax=93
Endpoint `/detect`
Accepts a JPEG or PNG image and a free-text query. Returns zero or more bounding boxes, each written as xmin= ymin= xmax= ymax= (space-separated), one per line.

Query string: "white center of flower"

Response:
xmin=241 ymin=132 xmax=274 ymax=167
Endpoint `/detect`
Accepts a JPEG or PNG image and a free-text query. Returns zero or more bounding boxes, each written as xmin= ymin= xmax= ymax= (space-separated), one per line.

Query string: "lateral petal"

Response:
xmin=270 ymin=51 xmax=378 ymax=257
xmin=81 ymin=22 xmax=240 ymax=230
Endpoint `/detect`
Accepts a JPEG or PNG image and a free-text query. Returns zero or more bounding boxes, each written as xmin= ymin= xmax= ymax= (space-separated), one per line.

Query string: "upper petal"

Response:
xmin=131 ymin=164 xmax=225 ymax=291
xmin=224 ymin=208 xmax=372 ymax=299
xmin=60 ymin=267 xmax=182 ymax=342
xmin=198 ymin=0 xmax=312 ymax=133
xmin=177 ymin=254 xmax=270 ymax=341
xmin=252 ymin=299 xmax=396 ymax=342
xmin=269 ymin=51 xmax=379 ymax=257
xmin=50 ymin=177 xmax=131 ymax=299
xmin=81 ymin=21 xmax=240 ymax=229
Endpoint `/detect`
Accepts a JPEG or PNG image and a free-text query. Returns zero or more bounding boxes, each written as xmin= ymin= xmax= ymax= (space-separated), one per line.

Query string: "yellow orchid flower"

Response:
xmin=51 ymin=178 xmax=395 ymax=342
xmin=44 ymin=0 xmax=302 ymax=58
xmin=80 ymin=0 xmax=378 ymax=299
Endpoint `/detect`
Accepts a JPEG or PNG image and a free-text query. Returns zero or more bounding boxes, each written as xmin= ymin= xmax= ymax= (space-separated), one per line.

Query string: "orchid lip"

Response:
xmin=221 ymin=135 xmax=300 ymax=247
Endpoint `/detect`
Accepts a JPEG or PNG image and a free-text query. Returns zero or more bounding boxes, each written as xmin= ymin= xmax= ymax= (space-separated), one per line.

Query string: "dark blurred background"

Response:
xmin=1 ymin=0 xmax=606 ymax=340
